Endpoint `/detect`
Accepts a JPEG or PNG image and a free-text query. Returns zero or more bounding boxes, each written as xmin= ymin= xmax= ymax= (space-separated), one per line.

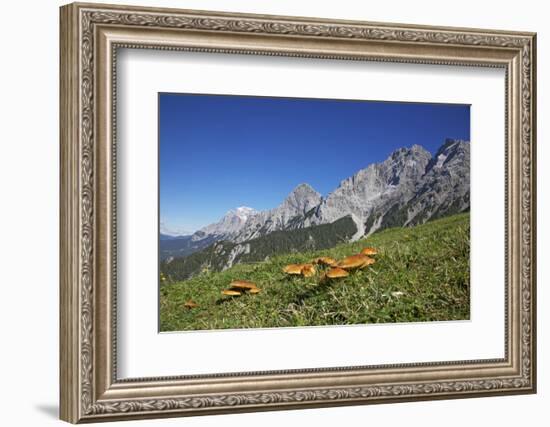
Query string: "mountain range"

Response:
xmin=160 ymin=139 xmax=470 ymax=278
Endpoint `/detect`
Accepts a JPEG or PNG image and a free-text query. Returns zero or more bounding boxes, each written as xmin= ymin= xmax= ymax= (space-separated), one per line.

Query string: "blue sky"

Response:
xmin=159 ymin=93 xmax=470 ymax=234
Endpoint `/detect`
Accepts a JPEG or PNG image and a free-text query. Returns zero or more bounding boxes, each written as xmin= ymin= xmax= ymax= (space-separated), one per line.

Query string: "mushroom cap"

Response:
xmin=248 ymin=287 xmax=261 ymax=294
xmin=313 ymin=256 xmax=337 ymax=266
xmin=229 ymin=280 xmax=258 ymax=290
xmin=283 ymin=264 xmax=304 ymax=275
xmin=359 ymin=257 xmax=376 ymax=268
xmin=300 ymin=264 xmax=316 ymax=277
xmin=360 ymin=247 xmax=378 ymax=256
xmin=221 ymin=289 xmax=242 ymax=296
xmin=183 ymin=299 xmax=198 ymax=309
xmin=338 ymin=254 xmax=370 ymax=270
xmin=326 ymin=267 xmax=350 ymax=279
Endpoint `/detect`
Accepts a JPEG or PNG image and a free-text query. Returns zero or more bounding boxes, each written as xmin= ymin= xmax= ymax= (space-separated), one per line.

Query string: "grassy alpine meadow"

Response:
xmin=160 ymin=213 xmax=470 ymax=332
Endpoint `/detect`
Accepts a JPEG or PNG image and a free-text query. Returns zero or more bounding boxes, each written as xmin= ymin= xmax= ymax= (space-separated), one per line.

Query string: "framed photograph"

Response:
xmin=60 ymin=2 xmax=537 ymax=423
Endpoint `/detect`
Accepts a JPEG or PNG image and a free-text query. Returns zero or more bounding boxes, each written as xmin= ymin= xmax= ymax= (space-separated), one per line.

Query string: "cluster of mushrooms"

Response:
xmin=183 ymin=280 xmax=261 ymax=309
xmin=283 ymin=247 xmax=378 ymax=282
xmin=182 ymin=247 xmax=378 ymax=310
xmin=221 ymin=280 xmax=262 ymax=297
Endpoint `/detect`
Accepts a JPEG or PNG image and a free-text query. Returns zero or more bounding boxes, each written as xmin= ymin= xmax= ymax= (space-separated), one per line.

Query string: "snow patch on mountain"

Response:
xmin=191 ymin=206 xmax=258 ymax=242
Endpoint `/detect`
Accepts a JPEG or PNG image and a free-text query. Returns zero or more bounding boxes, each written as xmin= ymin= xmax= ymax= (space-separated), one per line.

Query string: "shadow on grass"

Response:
xmin=215 ymin=295 xmax=240 ymax=305
xmin=292 ymin=278 xmax=334 ymax=305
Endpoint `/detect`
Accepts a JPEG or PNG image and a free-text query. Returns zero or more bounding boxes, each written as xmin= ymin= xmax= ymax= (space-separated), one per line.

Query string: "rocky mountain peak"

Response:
xmin=228 ymin=183 xmax=323 ymax=243
xmin=389 ymin=144 xmax=430 ymax=161
xmin=228 ymin=206 xmax=257 ymax=222
xmin=221 ymin=206 xmax=257 ymax=223
xmin=438 ymin=138 xmax=467 ymax=154
xmin=381 ymin=144 xmax=432 ymax=186
xmin=426 ymin=139 xmax=470 ymax=172
xmin=291 ymin=182 xmax=317 ymax=195
xmin=281 ymin=183 xmax=322 ymax=214
xmin=300 ymin=144 xmax=431 ymax=236
xmin=192 ymin=206 xmax=258 ymax=241
xmin=411 ymin=143 xmax=427 ymax=153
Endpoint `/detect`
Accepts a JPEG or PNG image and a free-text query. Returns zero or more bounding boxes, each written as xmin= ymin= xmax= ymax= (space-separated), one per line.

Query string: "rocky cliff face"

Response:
xmin=299 ymin=144 xmax=432 ymax=238
xmin=351 ymin=139 xmax=470 ymax=234
xmin=191 ymin=206 xmax=257 ymax=242
xmin=403 ymin=139 xmax=470 ymax=226
xmin=185 ymin=139 xmax=470 ymax=249
xmin=232 ymin=183 xmax=322 ymax=242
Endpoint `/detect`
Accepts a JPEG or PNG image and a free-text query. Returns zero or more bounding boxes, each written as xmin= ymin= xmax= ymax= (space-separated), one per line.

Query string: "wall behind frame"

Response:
xmin=0 ymin=1 xmax=545 ymax=426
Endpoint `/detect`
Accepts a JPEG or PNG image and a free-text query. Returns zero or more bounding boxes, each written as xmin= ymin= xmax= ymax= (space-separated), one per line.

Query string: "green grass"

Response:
xmin=160 ymin=213 xmax=470 ymax=331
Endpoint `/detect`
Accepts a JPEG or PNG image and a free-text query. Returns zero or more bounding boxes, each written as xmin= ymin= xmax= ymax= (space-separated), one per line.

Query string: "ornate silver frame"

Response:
xmin=60 ymin=2 xmax=537 ymax=423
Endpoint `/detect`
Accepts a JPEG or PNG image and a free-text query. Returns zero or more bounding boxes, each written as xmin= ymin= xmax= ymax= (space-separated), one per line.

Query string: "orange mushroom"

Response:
xmin=229 ymin=280 xmax=258 ymax=291
xmin=221 ymin=289 xmax=242 ymax=297
xmin=360 ymin=247 xmax=378 ymax=256
xmin=283 ymin=264 xmax=305 ymax=275
xmin=248 ymin=288 xmax=262 ymax=294
xmin=359 ymin=257 xmax=376 ymax=269
xmin=337 ymin=254 xmax=371 ymax=270
xmin=313 ymin=256 xmax=337 ymax=267
xmin=300 ymin=264 xmax=316 ymax=277
xmin=326 ymin=267 xmax=350 ymax=279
